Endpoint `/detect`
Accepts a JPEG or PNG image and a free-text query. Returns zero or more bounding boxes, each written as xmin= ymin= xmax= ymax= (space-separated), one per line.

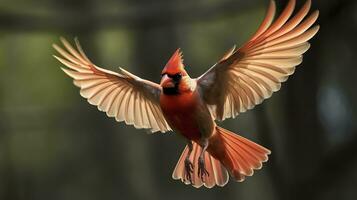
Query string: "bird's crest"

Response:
xmin=162 ymin=49 xmax=185 ymax=75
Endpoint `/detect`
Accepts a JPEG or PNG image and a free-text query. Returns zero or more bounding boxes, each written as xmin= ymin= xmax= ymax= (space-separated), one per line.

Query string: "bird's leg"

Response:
xmin=197 ymin=138 xmax=209 ymax=181
xmin=184 ymin=141 xmax=194 ymax=183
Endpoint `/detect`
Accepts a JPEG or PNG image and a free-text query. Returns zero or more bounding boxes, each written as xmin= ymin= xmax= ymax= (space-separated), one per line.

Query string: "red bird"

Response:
xmin=53 ymin=0 xmax=319 ymax=188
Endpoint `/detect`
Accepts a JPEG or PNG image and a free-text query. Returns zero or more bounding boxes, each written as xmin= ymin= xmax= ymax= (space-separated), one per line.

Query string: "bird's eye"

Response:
xmin=172 ymin=73 xmax=182 ymax=81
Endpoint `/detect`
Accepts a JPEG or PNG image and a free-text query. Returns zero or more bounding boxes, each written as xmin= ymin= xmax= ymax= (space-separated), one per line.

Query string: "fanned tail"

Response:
xmin=172 ymin=127 xmax=270 ymax=188
xmin=216 ymin=126 xmax=271 ymax=182
xmin=172 ymin=142 xmax=229 ymax=188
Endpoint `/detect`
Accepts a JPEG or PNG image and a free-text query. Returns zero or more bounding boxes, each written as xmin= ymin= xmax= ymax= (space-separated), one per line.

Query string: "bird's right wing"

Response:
xmin=53 ymin=38 xmax=171 ymax=133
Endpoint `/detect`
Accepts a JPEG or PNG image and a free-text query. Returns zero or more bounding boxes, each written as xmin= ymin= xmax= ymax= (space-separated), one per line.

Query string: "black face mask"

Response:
xmin=162 ymin=73 xmax=182 ymax=95
xmin=169 ymin=73 xmax=182 ymax=82
xmin=163 ymin=85 xmax=179 ymax=95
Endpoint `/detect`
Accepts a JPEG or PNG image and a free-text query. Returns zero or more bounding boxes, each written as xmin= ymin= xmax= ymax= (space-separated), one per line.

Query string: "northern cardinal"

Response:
xmin=53 ymin=0 xmax=319 ymax=188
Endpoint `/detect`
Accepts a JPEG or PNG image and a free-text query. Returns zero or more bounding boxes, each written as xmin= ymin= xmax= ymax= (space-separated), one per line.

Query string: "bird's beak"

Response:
xmin=160 ymin=74 xmax=175 ymax=88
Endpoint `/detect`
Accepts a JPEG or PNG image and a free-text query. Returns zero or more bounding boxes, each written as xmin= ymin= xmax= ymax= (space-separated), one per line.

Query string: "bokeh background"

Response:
xmin=1 ymin=0 xmax=356 ymax=200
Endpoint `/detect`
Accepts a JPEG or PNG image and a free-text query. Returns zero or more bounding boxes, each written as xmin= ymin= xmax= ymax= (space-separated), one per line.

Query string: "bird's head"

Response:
xmin=160 ymin=49 xmax=188 ymax=95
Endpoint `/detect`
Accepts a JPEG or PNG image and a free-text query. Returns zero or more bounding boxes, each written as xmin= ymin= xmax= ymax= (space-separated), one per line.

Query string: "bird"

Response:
xmin=53 ymin=0 xmax=319 ymax=188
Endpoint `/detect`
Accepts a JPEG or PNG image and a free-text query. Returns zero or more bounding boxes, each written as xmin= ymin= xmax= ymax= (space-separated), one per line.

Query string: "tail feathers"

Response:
xmin=172 ymin=142 xmax=229 ymax=188
xmin=172 ymin=127 xmax=271 ymax=188
xmin=217 ymin=126 xmax=271 ymax=182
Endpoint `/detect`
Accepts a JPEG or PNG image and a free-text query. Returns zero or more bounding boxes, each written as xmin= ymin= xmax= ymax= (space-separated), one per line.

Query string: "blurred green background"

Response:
xmin=1 ymin=0 xmax=356 ymax=200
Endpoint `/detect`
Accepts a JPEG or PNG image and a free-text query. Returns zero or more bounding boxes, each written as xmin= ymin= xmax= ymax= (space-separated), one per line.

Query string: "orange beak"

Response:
xmin=160 ymin=74 xmax=175 ymax=88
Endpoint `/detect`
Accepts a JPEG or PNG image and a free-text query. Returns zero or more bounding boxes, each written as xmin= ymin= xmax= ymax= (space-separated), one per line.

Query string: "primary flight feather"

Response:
xmin=53 ymin=0 xmax=319 ymax=188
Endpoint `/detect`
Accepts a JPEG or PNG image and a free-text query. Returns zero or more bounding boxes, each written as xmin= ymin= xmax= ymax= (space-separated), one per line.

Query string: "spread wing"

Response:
xmin=53 ymin=38 xmax=171 ymax=133
xmin=197 ymin=0 xmax=319 ymax=120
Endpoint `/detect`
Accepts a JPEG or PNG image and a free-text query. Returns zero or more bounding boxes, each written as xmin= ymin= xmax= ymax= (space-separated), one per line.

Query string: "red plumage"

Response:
xmin=161 ymin=48 xmax=186 ymax=75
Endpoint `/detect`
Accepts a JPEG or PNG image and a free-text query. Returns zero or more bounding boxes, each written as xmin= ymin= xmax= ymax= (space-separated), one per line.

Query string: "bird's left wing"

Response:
xmin=197 ymin=0 xmax=319 ymax=121
xmin=53 ymin=38 xmax=171 ymax=133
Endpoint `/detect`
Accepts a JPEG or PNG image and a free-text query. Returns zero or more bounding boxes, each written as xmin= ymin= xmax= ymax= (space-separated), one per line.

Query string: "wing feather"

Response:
xmin=97 ymin=84 xmax=118 ymax=111
xmin=260 ymin=0 xmax=295 ymax=37
xmin=54 ymin=38 xmax=171 ymax=133
xmin=269 ymin=0 xmax=311 ymax=40
xmin=197 ymin=0 xmax=319 ymax=120
xmin=249 ymin=0 xmax=276 ymax=41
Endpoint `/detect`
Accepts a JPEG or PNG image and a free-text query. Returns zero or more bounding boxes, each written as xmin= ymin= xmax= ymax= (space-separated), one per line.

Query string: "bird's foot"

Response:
xmin=198 ymin=157 xmax=209 ymax=182
xmin=184 ymin=158 xmax=194 ymax=184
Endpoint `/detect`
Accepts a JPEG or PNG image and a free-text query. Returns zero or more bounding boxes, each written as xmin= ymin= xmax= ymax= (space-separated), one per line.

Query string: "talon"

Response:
xmin=184 ymin=158 xmax=194 ymax=184
xmin=198 ymin=157 xmax=209 ymax=182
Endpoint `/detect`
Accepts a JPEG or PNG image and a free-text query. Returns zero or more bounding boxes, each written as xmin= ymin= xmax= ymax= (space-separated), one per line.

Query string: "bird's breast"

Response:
xmin=160 ymin=91 xmax=209 ymax=141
